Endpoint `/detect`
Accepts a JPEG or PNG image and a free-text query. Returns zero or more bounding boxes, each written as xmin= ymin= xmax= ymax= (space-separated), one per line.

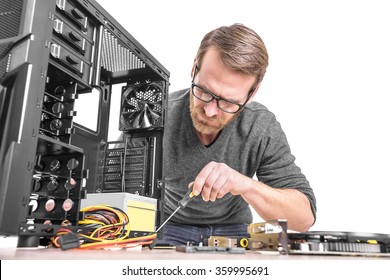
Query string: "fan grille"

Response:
xmin=119 ymin=82 xmax=164 ymax=131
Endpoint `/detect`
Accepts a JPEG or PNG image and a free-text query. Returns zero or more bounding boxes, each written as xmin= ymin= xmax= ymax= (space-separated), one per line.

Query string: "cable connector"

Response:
xmin=57 ymin=232 xmax=80 ymax=250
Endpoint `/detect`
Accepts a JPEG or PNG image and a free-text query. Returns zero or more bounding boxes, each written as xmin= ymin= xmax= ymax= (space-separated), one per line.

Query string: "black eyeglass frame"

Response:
xmin=191 ymin=65 xmax=255 ymax=114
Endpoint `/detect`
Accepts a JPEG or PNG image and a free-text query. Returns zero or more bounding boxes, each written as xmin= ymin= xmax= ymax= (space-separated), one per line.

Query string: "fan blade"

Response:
xmin=143 ymin=99 xmax=162 ymax=106
xmin=123 ymin=111 xmax=141 ymax=129
xmin=121 ymin=111 xmax=136 ymax=128
xmin=123 ymin=98 xmax=137 ymax=110
xmin=145 ymin=105 xmax=161 ymax=122
xmin=122 ymin=86 xmax=135 ymax=100
xmin=139 ymin=110 xmax=152 ymax=128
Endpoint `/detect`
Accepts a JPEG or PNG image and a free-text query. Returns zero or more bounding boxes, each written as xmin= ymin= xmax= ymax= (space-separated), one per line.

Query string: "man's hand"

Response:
xmin=189 ymin=161 xmax=315 ymax=232
xmin=191 ymin=161 xmax=250 ymax=201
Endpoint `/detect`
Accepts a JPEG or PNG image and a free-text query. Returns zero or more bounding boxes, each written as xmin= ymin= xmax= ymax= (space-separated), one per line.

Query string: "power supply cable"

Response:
xmin=51 ymin=204 xmax=157 ymax=250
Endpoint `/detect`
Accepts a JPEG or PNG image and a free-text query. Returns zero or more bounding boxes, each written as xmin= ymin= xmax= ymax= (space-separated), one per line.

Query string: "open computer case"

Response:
xmin=0 ymin=0 xmax=169 ymax=247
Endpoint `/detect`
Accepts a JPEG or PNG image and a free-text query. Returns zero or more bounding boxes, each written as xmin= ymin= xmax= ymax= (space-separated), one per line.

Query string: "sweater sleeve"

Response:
xmin=255 ymin=115 xmax=317 ymax=220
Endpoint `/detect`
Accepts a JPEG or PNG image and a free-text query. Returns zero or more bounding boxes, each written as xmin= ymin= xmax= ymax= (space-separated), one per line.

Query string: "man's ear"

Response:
xmin=191 ymin=60 xmax=197 ymax=78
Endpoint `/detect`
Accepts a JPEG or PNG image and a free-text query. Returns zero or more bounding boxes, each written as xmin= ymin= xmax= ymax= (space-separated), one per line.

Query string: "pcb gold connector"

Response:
xmin=207 ymin=236 xmax=249 ymax=249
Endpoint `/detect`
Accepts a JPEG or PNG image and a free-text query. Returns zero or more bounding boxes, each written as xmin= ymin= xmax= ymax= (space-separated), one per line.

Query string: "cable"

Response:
xmin=51 ymin=204 xmax=157 ymax=250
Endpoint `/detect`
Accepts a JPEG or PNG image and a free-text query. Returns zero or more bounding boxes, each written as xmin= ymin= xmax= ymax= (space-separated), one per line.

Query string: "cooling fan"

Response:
xmin=119 ymin=82 xmax=164 ymax=130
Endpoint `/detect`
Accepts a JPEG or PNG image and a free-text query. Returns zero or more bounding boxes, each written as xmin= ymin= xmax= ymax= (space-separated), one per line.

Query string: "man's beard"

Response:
xmin=189 ymin=94 xmax=238 ymax=135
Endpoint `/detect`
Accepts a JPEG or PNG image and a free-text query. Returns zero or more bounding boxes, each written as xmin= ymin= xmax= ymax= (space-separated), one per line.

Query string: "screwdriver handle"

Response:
xmin=178 ymin=187 xmax=195 ymax=208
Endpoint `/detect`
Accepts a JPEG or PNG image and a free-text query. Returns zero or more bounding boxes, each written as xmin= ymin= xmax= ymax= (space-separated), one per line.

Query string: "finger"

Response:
xmin=201 ymin=169 xmax=220 ymax=201
xmin=209 ymin=172 xmax=228 ymax=202
xmin=193 ymin=162 xmax=218 ymax=201
xmin=202 ymin=162 xmax=229 ymax=201
xmin=187 ymin=181 xmax=199 ymax=196
xmin=216 ymin=183 xmax=230 ymax=199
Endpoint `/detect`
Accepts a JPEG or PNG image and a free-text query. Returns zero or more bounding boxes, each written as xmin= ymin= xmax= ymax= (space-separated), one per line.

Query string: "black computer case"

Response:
xmin=0 ymin=0 xmax=169 ymax=247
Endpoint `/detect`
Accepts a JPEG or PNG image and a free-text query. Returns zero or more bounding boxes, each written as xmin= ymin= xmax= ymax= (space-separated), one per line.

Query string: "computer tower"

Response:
xmin=0 ymin=0 xmax=169 ymax=247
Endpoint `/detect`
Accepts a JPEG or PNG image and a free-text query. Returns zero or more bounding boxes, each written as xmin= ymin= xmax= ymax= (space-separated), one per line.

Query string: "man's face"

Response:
xmin=190 ymin=48 xmax=257 ymax=136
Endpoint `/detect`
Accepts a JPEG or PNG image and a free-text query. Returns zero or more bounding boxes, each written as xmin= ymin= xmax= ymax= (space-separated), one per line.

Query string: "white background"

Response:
xmin=94 ymin=0 xmax=390 ymax=234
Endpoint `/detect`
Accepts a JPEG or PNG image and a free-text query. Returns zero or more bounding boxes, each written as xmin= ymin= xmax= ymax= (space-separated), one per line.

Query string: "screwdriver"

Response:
xmin=155 ymin=187 xmax=195 ymax=232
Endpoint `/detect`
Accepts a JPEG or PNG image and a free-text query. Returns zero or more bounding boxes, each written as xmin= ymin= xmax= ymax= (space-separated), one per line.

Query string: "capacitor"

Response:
xmin=45 ymin=199 xmax=56 ymax=212
xmin=66 ymin=158 xmax=79 ymax=171
xmin=47 ymin=179 xmax=59 ymax=191
xmin=43 ymin=220 xmax=52 ymax=226
xmin=52 ymin=102 xmax=65 ymax=114
xmin=50 ymin=119 xmax=63 ymax=131
xmin=64 ymin=178 xmax=77 ymax=190
xmin=54 ymin=86 xmax=66 ymax=95
xmin=49 ymin=159 xmax=61 ymax=172
xmin=62 ymin=198 xmax=74 ymax=212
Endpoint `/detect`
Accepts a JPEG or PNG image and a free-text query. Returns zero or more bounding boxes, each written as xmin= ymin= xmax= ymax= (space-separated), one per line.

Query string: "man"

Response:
xmin=161 ymin=23 xmax=316 ymax=245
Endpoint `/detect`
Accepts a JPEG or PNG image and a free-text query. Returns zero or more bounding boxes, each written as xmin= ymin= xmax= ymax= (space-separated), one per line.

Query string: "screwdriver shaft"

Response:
xmin=155 ymin=206 xmax=181 ymax=232
xmin=155 ymin=186 xmax=195 ymax=233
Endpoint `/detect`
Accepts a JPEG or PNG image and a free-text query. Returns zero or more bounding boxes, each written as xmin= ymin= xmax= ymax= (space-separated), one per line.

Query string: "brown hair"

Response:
xmin=195 ymin=23 xmax=269 ymax=88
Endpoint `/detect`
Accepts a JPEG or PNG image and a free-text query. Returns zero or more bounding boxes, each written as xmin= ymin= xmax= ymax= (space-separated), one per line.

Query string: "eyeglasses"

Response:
xmin=191 ymin=66 xmax=254 ymax=114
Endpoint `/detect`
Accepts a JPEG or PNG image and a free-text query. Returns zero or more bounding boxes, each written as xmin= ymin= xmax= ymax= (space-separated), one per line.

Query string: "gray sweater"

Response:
xmin=163 ymin=89 xmax=316 ymax=225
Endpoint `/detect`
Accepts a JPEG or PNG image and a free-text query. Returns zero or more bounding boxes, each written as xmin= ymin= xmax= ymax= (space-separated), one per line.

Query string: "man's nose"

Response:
xmin=203 ymin=99 xmax=219 ymax=117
